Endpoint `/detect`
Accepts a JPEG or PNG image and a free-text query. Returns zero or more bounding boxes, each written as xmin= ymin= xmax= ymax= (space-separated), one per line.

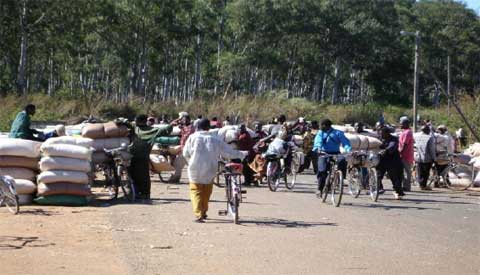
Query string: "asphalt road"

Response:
xmin=1 ymin=169 xmax=479 ymax=275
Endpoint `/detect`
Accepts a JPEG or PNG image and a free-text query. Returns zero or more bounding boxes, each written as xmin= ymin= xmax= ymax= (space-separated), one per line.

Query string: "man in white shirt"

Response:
xmin=183 ymin=118 xmax=247 ymax=223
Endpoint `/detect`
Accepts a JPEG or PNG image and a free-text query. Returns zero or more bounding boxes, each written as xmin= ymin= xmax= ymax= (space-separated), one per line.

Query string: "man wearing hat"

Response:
xmin=398 ymin=116 xmax=414 ymax=192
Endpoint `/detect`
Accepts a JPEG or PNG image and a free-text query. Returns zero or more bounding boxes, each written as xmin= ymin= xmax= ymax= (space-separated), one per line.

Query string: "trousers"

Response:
xmin=402 ymin=160 xmax=413 ymax=191
xmin=189 ymin=183 xmax=213 ymax=218
xmin=416 ymin=162 xmax=433 ymax=187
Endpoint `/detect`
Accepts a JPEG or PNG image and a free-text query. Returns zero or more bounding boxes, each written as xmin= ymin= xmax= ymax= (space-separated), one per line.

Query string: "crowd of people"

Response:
xmin=7 ymin=104 xmax=466 ymax=222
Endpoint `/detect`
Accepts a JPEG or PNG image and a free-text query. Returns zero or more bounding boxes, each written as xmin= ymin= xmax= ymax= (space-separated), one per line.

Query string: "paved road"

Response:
xmin=1 ymin=170 xmax=479 ymax=275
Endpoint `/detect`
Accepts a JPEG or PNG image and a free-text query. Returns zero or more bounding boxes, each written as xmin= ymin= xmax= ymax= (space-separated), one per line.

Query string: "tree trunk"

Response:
xmin=17 ymin=0 xmax=28 ymax=95
xmin=331 ymin=57 xmax=341 ymax=105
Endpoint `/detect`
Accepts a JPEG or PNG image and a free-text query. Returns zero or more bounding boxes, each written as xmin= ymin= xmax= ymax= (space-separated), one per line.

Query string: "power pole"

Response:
xmin=447 ymin=55 xmax=451 ymax=116
xmin=412 ymin=31 xmax=420 ymax=132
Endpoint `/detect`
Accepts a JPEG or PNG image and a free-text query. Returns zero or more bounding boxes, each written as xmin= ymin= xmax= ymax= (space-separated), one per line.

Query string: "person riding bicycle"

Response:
xmin=312 ymin=119 xmax=351 ymax=197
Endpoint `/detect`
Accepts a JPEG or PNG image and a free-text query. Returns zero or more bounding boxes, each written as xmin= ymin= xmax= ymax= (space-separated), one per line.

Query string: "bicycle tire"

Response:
xmin=331 ymin=170 xmax=343 ymax=207
xmin=322 ymin=174 xmax=331 ymax=202
xmin=446 ymin=164 xmax=472 ymax=191
xmin=3 ymin=193 xmax=19 ymax=214
xmin=118 ymin=166 xmax=135 ymax=202
xmin=347 ymin=167 xmax=361 ymax=198
xmin=285 ymin=168 xmax=296 ymax=190
xmin=266 ymin=161 xmax=280 ymax=192
xmin=368 ymin=168 xmax=379 ymax=202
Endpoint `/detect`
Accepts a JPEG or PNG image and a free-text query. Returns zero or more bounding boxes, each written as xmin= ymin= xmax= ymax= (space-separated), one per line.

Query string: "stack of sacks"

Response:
xmin=216 ymin=125 xmax=257 ymax=143
xmin=153 ymin=124 xmax=181 ymax=136
xmin=0 ymin=139 xmax=41 ymax=204
xmin=344 ymin=133 xmax=382 ymax=152
xmin=81 ymin=122 xmax=130 ymax=164
xmin=150 ymin=154 xmax=175 ymax=172
xmin=464 ymin=143 xmax=480 ymax=158
xmin=35 ymin=137 xmax=93 ymax=206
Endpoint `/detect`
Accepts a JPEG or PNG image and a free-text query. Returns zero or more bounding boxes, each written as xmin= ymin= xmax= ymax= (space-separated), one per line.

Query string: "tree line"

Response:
xmin=0 ymin=0 xmax=479 ymax=106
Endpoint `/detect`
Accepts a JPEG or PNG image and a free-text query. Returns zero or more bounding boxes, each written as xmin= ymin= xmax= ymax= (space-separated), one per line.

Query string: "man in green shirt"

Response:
xmin=9 ymin=104 xmax=41 ymax=140
xmin=129 ymin=115 xmax=172 ymax=200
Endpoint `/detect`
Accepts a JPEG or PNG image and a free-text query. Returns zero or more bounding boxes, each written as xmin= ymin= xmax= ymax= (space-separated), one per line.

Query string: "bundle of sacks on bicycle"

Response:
xmin=459 ymin=142 xmax=480 ymax=186
xmin=149 ymin=124 xmax=180 ymax=173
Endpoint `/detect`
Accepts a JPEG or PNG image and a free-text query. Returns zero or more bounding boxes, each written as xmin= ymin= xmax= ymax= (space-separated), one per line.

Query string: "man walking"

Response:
xmin=183 ymin=118 xmax=247 ymax=223
xmin=378 ymin=127 xmax=405 ymax=199
xmin=398 ymin=117 xmax=414 ymax=192
xmin=414 ymin=125 xmax=436 ymax=190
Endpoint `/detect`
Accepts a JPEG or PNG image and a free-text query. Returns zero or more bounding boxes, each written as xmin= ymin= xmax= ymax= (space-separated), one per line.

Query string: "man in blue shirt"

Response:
xmin=312 ymin=119 xmax=352 ymax=196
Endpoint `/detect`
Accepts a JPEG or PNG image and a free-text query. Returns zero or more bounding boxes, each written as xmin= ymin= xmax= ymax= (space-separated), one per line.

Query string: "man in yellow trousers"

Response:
xmin=183 ymin=118 xmax=248 ymax=223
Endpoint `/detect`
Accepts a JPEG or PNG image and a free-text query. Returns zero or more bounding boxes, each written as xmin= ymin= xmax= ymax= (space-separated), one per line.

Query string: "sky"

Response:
xmin=459 ymin=0 xmax=480 ymax=13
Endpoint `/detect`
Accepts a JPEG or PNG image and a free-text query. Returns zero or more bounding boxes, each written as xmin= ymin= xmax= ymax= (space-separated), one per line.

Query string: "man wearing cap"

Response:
xmin=183 ymin=118 xmax=248 ymax=223
xmin=398 ymin=116 xmax=414 ymax=192
xmin=414 ymin=125 xmax=437 ymax=190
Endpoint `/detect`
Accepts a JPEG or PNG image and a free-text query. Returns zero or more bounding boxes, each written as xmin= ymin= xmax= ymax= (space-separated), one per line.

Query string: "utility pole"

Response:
xmin=401 ymin=30 xmax=421 ymax=132
xmin=412 ymin=31 xmax=420 ymax=132
xmin=447 ymin=55 xmax=451 ymax=116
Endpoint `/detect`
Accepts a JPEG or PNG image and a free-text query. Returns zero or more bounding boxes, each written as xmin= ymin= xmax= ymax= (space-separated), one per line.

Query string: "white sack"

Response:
xmin=91 ymin=137 xmax=130 ymax=151
xmin=0 ymin=138 xmax=41 ymax=158
xmin=42 ymin=136 xmax=94 ymax=148
xmin=40 ymin=157 xmax=91 ymax=173
xmin=13 ymin=179 xmax=36 ymax=195
xmin=37 ymin=170 xmax=89 ymax=184
xmin=41 ymin=144 xmax=92 ymax=160
xmin=0 ymin=167 xmax=36 ymax=181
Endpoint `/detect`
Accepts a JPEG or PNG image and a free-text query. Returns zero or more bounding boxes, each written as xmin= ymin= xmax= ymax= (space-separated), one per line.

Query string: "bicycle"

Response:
xmin=218 ymin=162 xmax=247 ymax=224
xmin=0 ymin=176 xmax=19 ymax=214
xmin=346 ymin=152 xmax=380 ymax=202
xmin=102 ymin=144 xmax=136 ymax=202
xmin=427 ymin=154 xmax=474 ymax=191
xmin=265 ymin=142 xmax=298 ymax=191
xmin=318 ymin=152 xmax=349 ymax=207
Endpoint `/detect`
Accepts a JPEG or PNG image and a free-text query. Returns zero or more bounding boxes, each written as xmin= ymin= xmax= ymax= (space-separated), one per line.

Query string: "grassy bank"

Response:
xmin=1 ymin=92 xmax=477 ymax=139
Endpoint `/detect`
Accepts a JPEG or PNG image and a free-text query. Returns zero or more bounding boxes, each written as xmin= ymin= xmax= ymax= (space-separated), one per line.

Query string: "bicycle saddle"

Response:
xmin=225 ymin=163 xmax=243 ymax=173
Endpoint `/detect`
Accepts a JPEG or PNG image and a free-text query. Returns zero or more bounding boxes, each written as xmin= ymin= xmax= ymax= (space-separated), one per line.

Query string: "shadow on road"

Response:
xmin=342 ymin=202 xmax=441 ymax=211
xmin=0 ymin=236 xmax=55 ymax=250
xmin=19 ymin=208 xmax=61 ymax=216
xmin=206 ymin=217 xmax=337 ymax=228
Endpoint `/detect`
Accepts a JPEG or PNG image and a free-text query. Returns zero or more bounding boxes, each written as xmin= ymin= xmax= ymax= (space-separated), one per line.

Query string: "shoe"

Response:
xmin=403 ymin=187 xmax=411 ymax=192
xmin=194 ymin=217 xmax=205 ymax=223
xmin=393 ymin=192 xmax=403 ymax=200
xmin=202 ymin=214 xmax=208 ymax=220
xmin=420 ymin=186 xmax=432 ymax=191
xmin=315 ymin=190 xmax=322 ymax=198
xmin=378 ymin=189 xmax=385 ymax=195
xmin=168 ymin=177 xmax=181 ymax=184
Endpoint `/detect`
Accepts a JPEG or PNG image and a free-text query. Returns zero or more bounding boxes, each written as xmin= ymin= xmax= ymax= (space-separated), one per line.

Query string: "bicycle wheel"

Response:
xmin=105 ymin=168 xmax=119 ymax=200
xmin=445 ymin=164 xmax=472 ymax=191
xmin=266 ymin=161 xmax=281 ymax=192
xmin=322 ymin=174 xmax=331 ymax=202
xmin=119 ymin=167 xmax=135 ymax=202
xmin=347 ymin=167 xmax=361 ymax=198
xmin=368 ymin=168 xmax=379 ymax=202
xmin=285 ymin=164 xmax=297 ymax=190
xmin=331 ymin=170 xmax=343 ymax=207
xmin=2 ymin=193 xmax=19 ymax=214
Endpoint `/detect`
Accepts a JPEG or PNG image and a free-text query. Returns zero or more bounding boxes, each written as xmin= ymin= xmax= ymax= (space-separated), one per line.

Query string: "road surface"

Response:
xmin=1 ymin=170 xmax=479 ymax=275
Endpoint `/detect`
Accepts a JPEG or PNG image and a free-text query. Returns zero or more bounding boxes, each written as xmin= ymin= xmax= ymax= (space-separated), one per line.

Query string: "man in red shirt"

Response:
xmin=398 ymin=116 xmax=414 ymax=192
xmin=237 ymin=124 xmax=256 ymax=185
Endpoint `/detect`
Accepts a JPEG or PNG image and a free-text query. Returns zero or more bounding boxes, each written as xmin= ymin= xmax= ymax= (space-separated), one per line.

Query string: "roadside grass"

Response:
xmin=0 ymin=92 xmax=477 ymax=141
